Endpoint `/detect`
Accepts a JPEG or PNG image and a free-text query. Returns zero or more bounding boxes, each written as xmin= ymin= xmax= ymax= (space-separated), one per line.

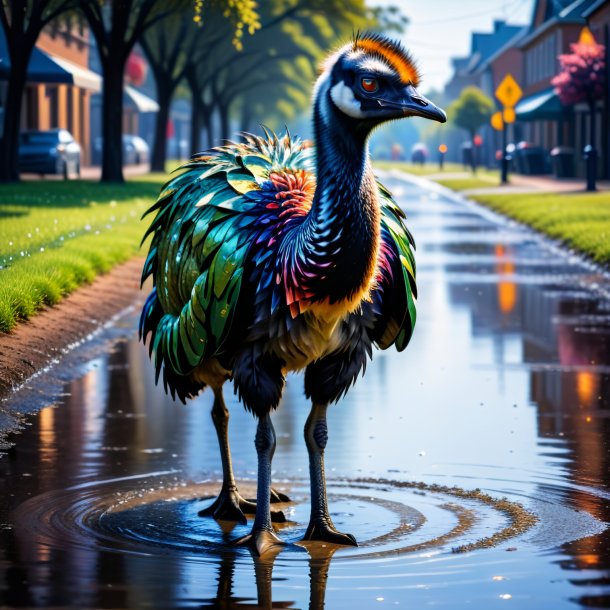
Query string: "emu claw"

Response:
xmin=270 ymin=487 xmax=291 ymax=503
xmin=301 ymin=520 xmax=358 ymax=546
xmin=234 ymin=528 xmax=286 ymax=556
xmin=198 ymin=487 xmax=287 ymax=523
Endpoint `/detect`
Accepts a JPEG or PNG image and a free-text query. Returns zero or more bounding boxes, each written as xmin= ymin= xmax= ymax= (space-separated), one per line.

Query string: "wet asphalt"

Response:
xmin=1 ymin=172 xmax=610 ymax=609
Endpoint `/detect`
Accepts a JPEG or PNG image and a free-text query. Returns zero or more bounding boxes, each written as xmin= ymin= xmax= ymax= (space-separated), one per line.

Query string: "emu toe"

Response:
xmin=302 ymin=519 xmax=358 ymax=547
xmin=235 ymin=528 xmax=286 ymax=556
xmin=270 ymin=487 xmax=291 ymax=503
xmin=198 ymin=488 xmax=287 ymax=524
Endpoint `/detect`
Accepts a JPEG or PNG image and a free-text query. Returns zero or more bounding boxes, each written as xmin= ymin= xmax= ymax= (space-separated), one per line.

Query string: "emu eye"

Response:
xmin=361 ymin=77 xmax=379 ymax=93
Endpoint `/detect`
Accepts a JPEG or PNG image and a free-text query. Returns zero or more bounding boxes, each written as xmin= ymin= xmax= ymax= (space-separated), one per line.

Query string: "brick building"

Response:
xmin=0 ymin=20 xmax=102 ymax=165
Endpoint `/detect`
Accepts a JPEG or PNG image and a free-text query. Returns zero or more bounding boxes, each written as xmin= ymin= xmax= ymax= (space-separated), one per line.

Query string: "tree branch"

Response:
xmin=40 ymin=0 xmax=80 ymax=29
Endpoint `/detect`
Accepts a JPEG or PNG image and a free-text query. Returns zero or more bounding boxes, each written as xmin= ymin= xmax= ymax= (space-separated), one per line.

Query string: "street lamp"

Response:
xmin=438 ymin=144 xmax=447 ymax=170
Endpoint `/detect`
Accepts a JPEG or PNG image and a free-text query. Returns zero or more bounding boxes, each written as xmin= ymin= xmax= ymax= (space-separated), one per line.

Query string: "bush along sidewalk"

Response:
xmin=469 ymin=191 xmax=610 ymax=265
xmin=0 ymin=177 xmax=165 ymax=332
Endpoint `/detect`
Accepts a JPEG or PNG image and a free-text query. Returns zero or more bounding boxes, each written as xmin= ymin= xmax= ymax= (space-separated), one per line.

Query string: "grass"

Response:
xmin=0 ymin=176 xmax=167 ymax=332
xmin=374 ymin=160 xmax=465 ymax=175
xmin=434 ymin=177 xmax=500 ymax=191
xmin=469 ymin=191 xmax=610 ymax=265
xmin=374 ymin=160 xmax=503 ymax=185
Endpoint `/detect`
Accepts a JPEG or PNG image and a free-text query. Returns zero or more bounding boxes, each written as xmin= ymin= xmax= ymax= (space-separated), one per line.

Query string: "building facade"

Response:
xmin=20 ymin=21 xmax=101 ymax=165
xmin=443 ymin=0 xmax=609 ymax=179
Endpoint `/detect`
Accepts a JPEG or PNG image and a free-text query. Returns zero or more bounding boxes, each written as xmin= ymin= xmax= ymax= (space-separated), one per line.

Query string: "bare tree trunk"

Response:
xmin=0 ymin=53 xmax=29 ymax=182
xmin=101 ymin=59 xmax=125 ymax=182
xmin=219 ymin=103 xmax=230 ymax=142
xmin=185 ymin=66 xmax=203 ymax=155
xmin=151 ymin=87 xmax=171 ymax=172
xmin=470 ymin=130 xmax=477 ymax=174
xmin=240 ymin=100 xmax=252 ymax=134
xmin=204 ymin=108 xmax=214 ymax=149
xmin=190 ymin=100 xmax=203 ymax=156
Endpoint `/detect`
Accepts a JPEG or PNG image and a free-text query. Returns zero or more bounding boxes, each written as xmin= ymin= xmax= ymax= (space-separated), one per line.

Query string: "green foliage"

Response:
xmin=185 ymin=0 xmax=408 ymax=134
xmin=470 ymin=192 xmax=610 ymax=264
xmin=0 ymin=178 xmax=165 ymax=332
xmin=434 ymin=177 xmax=498 ymax=191
xmin=448 ymin=86 xmax=495 ymax=137
xmin=374 ymin=161 xmax=466 ymax=175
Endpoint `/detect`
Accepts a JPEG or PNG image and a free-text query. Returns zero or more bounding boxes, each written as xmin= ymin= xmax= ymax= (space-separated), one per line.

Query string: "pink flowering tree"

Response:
xmin=552 ymin=36 xmax=606 ymax=189
xmin=552 ymin=39 xmax=606 ymax=106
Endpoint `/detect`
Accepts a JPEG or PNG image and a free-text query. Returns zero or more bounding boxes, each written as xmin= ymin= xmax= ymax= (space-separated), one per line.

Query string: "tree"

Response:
xmin=192 ymin=0 xmax=387 ymax=142
xmin=80 ymin=0 xmax=179 ymax=182
xmin=142 ymin=0 xmax=263 ymax=169
xmin=0 ymin=0 xmax=80 ymax=182
xmin=552 ymin=29 xmax=606 ymax=191
xmin=448 ymin=86 xmax=494 ymax=172
xmin=140 ymin=14 xmax=197 ymax=171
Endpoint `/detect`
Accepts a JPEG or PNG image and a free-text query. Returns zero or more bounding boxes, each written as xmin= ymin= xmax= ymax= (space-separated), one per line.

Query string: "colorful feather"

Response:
xmin=140 ymin=132 xmax=416 ymax=402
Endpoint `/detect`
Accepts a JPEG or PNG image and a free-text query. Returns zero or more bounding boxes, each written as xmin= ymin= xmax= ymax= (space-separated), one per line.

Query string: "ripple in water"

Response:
xmin=12 ymin=473 xmax=605 ymax=565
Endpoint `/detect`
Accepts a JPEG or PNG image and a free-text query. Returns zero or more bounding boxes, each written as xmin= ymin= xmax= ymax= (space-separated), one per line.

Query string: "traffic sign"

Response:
xmin=491 ymin=111 xmax=504 ymax=131
xmin=495 ymin=74 xmax=522 ymax=107
xmin=503 ymin=107 xmax=516 ymax=124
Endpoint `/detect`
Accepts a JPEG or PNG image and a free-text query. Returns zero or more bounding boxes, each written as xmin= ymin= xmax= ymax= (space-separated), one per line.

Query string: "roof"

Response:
xmin=124 ymin=86 xmax=159 ymax=113
xmin=582 ymin=0 xmax=608 ymax=17
xmin=474 ymin=27 xmax=530 ymax=74
xmin=0 ymin=29 xmax=100 ymax=91
xmin=519 ymin=0 xmax=598 ymax=47
xmin=515 ymin=87 xmax=563 ymax=120
xmin=449 ymin=20 xmax=524 ymax=78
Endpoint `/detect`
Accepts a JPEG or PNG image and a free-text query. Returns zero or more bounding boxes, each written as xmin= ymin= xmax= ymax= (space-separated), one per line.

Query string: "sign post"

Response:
xmin=438 ymin=144 xmax=447 ymax=170
xmin=494 ymin=74 xmax=522 ymax=185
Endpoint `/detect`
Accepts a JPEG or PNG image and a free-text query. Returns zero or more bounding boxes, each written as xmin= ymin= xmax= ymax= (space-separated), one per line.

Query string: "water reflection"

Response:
xmin=3 ymin=176 xmax=610 ymax=607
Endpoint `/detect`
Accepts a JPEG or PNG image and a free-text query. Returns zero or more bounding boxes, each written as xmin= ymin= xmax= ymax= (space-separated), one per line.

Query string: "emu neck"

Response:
xmin=299 ymin=91 xmax=380 ymax=306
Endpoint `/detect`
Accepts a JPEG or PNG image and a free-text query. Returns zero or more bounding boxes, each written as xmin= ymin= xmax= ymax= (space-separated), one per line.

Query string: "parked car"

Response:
xmin=18 ymin=129 xmax=81 ymax=179
xmin=92 ymin=134 xmax=150 ymax=166
xmin=123 ymin=134 xmax=150 ymax=165
xmin=495 ymin=141 xmax=552 ymax=175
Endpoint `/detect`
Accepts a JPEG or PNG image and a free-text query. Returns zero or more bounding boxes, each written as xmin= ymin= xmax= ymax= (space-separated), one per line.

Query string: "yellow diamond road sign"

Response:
xmin=495 ymin=74 xmax=522 ymax=107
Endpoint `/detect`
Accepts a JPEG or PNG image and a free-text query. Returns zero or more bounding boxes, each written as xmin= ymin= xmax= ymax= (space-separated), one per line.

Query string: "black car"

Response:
xmin=19 ymin=129 xmax=81 ymax=179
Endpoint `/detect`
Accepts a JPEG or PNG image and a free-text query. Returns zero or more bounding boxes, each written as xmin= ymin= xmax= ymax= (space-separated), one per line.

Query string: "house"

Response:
xmin=445 ymin=20 xmax=524 ymax=97
xmin=474 ymin=27 xmax=530 ymax=165
xmin=0 ymin=21 xmax=102 ymax=165
xmin=443 ymin=21 xmax=524 ymax=164
xmin=515 ymin=0 xmax=603 ymax=177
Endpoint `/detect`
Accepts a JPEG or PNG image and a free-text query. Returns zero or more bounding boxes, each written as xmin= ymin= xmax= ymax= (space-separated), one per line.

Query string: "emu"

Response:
xmin=140 ymin=33 xmax=446 ymax=555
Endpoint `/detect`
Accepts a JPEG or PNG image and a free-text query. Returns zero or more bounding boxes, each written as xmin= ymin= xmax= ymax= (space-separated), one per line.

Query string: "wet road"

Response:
xmin=2 ymin=172 xmax=610 ymax=609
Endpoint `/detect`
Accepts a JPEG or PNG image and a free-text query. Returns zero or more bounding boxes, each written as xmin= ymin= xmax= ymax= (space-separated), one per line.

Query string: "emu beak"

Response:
xmin=401 ymin=85 xmax=447 ymax=123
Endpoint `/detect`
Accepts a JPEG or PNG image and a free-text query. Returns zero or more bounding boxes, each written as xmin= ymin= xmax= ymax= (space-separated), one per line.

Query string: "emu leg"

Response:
xmin=301 ymin=403 xmax=357 ymax=546
xmin=235 ymin=413 xmax=285 ymax=555
xmin=199 ymin=388 xmax=286 ymax=523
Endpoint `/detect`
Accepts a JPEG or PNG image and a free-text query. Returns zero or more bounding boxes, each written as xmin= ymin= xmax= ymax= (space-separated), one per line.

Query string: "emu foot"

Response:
xmin=302 ymin=519 xmax=358 ymax=547
xmin=234 ymin=527 xmax=286 ymax=556
xmin=198 ymin=487 xmax=286 ymax=524
xmin=247 ymin=487 xmax=291 ymax=504
xmin=270 ymin=487 xmax=291 ymax=503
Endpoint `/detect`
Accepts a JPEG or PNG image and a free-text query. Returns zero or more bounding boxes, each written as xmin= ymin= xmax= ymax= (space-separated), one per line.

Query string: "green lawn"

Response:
xmin=0 ymin=176 xmax=167 ymax=332
xmin=374 ymin=160 xmax=502 ymax=184
xmin=434 ymin=177 xmax=500 ymax=191
xmin=470 ymin=191 xmax=610 ymax=265
xmin=374 ymin=160 xmax=465 ymax=175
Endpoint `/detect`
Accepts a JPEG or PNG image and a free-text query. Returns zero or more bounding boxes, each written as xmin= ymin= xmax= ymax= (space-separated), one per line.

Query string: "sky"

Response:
xmin=370 ymin=0 xmax=536 ymax=92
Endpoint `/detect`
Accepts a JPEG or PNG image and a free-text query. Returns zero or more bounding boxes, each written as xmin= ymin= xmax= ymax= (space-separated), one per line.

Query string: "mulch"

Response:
xmin=0 ymin=258 xmax=146 ymax=400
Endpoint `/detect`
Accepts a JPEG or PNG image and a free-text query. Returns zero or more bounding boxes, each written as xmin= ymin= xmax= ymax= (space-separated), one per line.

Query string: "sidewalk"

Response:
xmin=463 ymin=173 xmax=610 ymax=195
xmin=420 ymin=167 xmax=610 ymax=195
xmin=21 ymin=163 xmax=152 ymax=181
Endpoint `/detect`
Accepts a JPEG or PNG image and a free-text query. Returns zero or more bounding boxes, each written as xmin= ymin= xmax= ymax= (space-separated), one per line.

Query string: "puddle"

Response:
xmin=2 ymin=173 xmax=610 ymax=608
